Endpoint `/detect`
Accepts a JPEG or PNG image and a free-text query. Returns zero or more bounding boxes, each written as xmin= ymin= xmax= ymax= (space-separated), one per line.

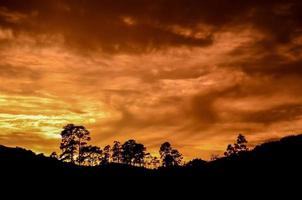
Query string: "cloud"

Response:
xmin=240 ymin=103 xmax=302 ymax=124
xmin=0 ymin=64 xmax=41 ymax=79
xmin=0 ymin=131 xmax=58 ymax=154
xmin=0 ymin=0 xmax=301 ymax=53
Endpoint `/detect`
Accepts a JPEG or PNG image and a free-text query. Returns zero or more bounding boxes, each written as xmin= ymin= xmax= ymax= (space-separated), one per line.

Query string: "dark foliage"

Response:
xmin=121 ymin=139 xmax=146 ymax=166
xmin=2 ymin=134 xmax=302 ymax=196
xmin=60 ymin=124 xmax=91 ymax=165
xmin=2 ymin=134 xmax=302 ymax=183
xmin=159 ymin=142 xmax=183 ymax=167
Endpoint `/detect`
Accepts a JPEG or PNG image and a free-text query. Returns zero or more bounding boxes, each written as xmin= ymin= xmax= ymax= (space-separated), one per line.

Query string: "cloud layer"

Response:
xmin=0 ymin=0 xmax=302 ymax=159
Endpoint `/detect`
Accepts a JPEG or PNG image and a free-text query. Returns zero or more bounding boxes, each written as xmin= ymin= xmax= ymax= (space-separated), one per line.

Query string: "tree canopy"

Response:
xmin=58 ymin=124 xmax=249 ymax=168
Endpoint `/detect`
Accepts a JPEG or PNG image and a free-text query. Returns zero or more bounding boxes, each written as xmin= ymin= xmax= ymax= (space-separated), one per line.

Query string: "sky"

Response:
xmin=0 ymin=0 xmax=302 ymax=160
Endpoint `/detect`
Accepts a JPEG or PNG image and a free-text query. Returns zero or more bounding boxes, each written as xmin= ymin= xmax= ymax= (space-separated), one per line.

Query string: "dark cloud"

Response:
xmin=1 ymin=0 xmax=302 ymax=53
xmin=226 ymin=35 xmax=302 ymax=79
xmin=226 ymin=55 xmax=302 ymax=91
xmin=185 ymin=92 xmax=220 ymax=124
xmin=242 ymin=103 xmax=302 ymax=124
xmin=142 ymin=67 xmax=210 ymax=82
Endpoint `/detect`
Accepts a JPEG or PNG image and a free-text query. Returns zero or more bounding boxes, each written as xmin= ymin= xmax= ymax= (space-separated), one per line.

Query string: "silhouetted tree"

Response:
xmin=144 ymin=153 xmax=152 ymax=168
xmin=3 ymin=133 xmax=302 ymax=187
xmin=160 ymin=142 xmax=172 ymax=167
xmin=170 ymin=149 xmax=183 ymax=165
xmin=122 ymin=140 xmax=135 ymax=165
xmin=80 ymin=145 xmax=102 ymax=166
xmin=133 ymin=143 xmax=146 ymax=166
xmin=150 ymin=156 xmax=160 ymax=169
xmin=159 ymin=142 xmax=183 ymax=167
xmin=59 ymin=124 xmax=91 ymax=165
xmin=60 ymin=124 xmax=77 ymax=163
xmin=235 ymin=134 xmax=249 ymax=152
xmin=224 ymin=144 xmax=235 ymax=156
xmin=50 ymin=152 xmax=58 ymax=159
xmin=145 ymin=153 xmax=160 ymax=169
xmin=159 ymin=142 xmax=171 ymax=156
xmin=101 ymin=145 xmax=111 ymax=164
xmin=224 ymin=134 xmax=249 ymax=156
xmin=111 ymin=141 xmax=122 ymax=163
xmin=121 ymin=139 xmax=146 ymax=166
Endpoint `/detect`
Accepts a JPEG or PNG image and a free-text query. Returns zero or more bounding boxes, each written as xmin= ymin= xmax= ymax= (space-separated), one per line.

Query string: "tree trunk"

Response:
xmin=78 ymin=138 xmax=81 ymax=166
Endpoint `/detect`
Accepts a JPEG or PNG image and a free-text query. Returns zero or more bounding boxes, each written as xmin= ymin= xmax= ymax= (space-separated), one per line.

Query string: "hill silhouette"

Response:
xmin=2 ymin=134 xmax=302 ymax=184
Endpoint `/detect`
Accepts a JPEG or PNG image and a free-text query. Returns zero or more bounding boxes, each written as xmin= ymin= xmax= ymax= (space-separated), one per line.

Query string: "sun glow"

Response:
xmin=0 ymin=94 xmax=108 ymax=140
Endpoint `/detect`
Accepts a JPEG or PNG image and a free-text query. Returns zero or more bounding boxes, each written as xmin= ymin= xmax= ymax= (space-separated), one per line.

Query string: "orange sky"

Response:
xmin=0 ymin=0 xmax=302 ymax=160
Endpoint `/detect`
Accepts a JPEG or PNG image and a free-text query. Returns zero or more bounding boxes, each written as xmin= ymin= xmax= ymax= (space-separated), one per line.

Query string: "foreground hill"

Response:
xmin=207 ymin=134 xmax=302 ymax=178
xmin=1 ymin=134 xmax=302 ymax=189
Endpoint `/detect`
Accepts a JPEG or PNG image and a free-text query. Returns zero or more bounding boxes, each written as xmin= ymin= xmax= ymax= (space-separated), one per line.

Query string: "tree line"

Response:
xmin=51 ymin=124 xmax=249 ymax=168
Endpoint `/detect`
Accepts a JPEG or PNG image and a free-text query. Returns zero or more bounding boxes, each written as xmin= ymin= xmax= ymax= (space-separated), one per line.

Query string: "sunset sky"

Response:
xmin=1 ymin=0 xmax=302 ymax=160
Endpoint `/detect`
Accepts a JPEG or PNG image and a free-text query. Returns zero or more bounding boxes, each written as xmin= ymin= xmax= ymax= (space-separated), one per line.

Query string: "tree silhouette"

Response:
xmin=235 ymin=134 xmax=249 ymax=152
xmin=224 ymin=144 xmax=236 ymax=156
xmin=224 ymin=134 xmax=249 ymax=156
xmin=150 ymin=156 xmax=160 ymax=169
xmin=59 ymin=124 xmax=91 ymax=165
xmin=101 ymin=145 xmax=111 ymax=164
xmin=145 ymin=153 xmax=160 ymax=169
xmin=80 ymin=145 xmax=102 ymax=166
xmin=144 ymin=153 xmax=152 ymax=168
xmin=111 ymin=141 xmax=122 ymax=163
xmin=159 ymin=142 xmax=171 ymax=157
xmin=50 ymin=152 xmax=58 ymax=159
xmin=3 ymin=133 xmax=302 ymax=188
xmin=121 ymin=139 xmax=146 ymax=166
xmin=122 ymin=140 xmax=135 ymax=165
xmin=133 ymin=143 xmax=146 ymax=166
xmin=159 ymin=142 xmax=183 ymax=167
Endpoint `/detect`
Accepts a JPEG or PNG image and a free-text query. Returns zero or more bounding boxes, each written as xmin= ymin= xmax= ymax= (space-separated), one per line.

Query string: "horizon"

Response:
xmin=3 ymin=131 xmax=301 ymax=163
xmin=1 ymin=124 xmax=298 ymax=162
xmin=1 ymin=0 xmax=302 ymax=160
